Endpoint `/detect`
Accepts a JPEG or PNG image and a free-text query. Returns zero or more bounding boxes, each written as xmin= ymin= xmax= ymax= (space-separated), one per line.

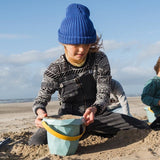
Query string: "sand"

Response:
xmin=0 ymin=97 xmax=160 ymax=160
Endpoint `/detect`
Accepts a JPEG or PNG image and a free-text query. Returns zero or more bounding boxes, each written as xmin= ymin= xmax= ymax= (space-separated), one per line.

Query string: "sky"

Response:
xmin=0 ymin=0 xmax=160 ymax=99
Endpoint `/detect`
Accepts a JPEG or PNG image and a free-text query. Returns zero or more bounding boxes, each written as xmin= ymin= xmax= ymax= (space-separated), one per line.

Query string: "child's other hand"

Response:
xmin=35 ymin=108 xmax=47 ymax=128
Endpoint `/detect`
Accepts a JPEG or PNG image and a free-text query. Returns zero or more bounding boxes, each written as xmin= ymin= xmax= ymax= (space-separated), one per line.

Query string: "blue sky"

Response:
xmin=0 ymin=0 xmax=160 ymax=99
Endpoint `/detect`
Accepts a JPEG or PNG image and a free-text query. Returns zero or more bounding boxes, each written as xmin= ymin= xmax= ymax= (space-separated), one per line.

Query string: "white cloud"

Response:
xmin=0 ymin=34 xmax=31 ymax=39
xmin=43 ymin=46 xmax=64 ymax=59
xmin=105 ymin=40 xmax=159 ymax=95
xmin=139 ymin=41 xmax=160 ymax=59
xmin=0 ymin=45 xmax=64 ymax=98
xmin=111 ymin=65 xmax=154 ymax=96
xmin=103 ymin=40 xmax=125 ymax=51
xmin=0 ymin=46 xmax=63 ymax=65
xmin=0 ymin=64 xmax=43 ymax=99
xmin=8 ymin=50 xmax=41 ymax=64
xmin=112 ymin=65 xmax=153 ymax=83
xmin=0 ymin=66 xmax=10 ymax=77
xmin=122 ymin=66 xmax=147 ymax=76
xmin=103 ymin=40 xmax=138 ymax=52
xmin=0 ymin=41 xmax=159 ymax=99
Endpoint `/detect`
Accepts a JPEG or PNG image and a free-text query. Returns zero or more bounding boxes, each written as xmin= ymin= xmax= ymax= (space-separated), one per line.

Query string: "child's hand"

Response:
xmin=35 ymin=108 xmax=47 ymax=128
xmin=83 ymin=106 xmax=97 ymax=126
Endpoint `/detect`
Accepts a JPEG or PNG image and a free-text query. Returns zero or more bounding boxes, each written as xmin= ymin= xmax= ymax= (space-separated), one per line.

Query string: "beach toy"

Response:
xmin=0 ymin=137 xmax=11 ymax=148
xmin=144 ymin=107 xmax=156 ymax=123
xmin=42 ymin=115 xmax=85 ymax=156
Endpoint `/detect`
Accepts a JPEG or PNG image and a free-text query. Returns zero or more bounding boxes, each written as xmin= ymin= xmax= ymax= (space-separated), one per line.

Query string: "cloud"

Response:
xmin=0 ymin=63 xmax=46 ymax=99
xmin=112 ymin=65 xmax=153 ymax=83
xmin=0 ymin=46 xmax=64 ymax=98
xmin=111 ymin=65 xmax=154 ymax=96
xmin=103 ymin=40 xmax=138 ymax=53
xmin=0 ymin=46 xmax=63 ymax=66
xmin=138 ymin=41 xmax=160 ymax=59
xmin=103 ymin=40 xmax=159 ymax=95
xmin=103 ymin=40 xmax=125 ymax=51
xmin=0 ymin=34 xmax=31 ymax=39
xmin=0 ymin=41 xmax=159 ymax=98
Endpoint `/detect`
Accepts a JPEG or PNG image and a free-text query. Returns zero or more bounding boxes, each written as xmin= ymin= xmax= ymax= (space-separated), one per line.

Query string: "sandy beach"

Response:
xmin=0 ymin=97 xmax=160 ymax=160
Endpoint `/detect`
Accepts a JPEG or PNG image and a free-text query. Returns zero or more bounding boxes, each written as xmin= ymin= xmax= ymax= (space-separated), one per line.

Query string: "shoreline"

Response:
xmin=0 ymin=96 xmax=147 ymax=117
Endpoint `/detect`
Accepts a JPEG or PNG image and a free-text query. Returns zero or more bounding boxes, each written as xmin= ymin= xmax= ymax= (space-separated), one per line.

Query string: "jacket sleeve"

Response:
xmin=141 ymin=79 xmax=159 ymax=107
xmin=92 ymin=53 xmax=111 ymax=112
xmin=32 ymin=64 xmax=59 ymax=115
xmin=114 ymin=80 xmax=131 ymax=115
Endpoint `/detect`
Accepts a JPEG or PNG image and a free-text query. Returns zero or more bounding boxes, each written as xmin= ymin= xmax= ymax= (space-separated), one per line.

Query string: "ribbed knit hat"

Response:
xmin=58 ymin=3 xmax=96 ymax=44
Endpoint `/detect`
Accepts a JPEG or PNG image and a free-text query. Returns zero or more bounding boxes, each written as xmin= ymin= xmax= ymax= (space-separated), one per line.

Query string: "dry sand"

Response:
xmin=0 ymin=97 xmax=160 ymax=160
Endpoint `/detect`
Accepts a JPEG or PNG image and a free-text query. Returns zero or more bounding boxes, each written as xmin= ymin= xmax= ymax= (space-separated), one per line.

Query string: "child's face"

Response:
xmin=64 ymin=44 xmax=91 ymax=63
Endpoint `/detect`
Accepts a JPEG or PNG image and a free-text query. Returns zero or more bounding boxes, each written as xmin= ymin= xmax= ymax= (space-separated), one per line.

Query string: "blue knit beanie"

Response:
xmin=58 ymin=3 xmax=96 ymax=44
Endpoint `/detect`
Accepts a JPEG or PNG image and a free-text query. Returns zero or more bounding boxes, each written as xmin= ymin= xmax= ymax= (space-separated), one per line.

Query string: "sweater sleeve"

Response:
xmin=141 ymin=79 xmax=159 ymax=107
xmin=32 ymin=64 xmax=59 ymax=115
xmin=114 ymin=80 xmax=130 ymax=115
xmin=92 ymin=53 xmax=111 ymax=111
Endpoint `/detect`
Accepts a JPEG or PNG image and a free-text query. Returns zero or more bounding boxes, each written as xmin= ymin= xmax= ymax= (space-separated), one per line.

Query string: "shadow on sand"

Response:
xmin=77 ymin=128 xmax=151 ymax=154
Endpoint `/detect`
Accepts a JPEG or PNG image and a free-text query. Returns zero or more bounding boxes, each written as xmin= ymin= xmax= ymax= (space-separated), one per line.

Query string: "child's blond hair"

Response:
xmin=154 ymin=57 xmax=160 ymax=75
xmin=89 ymin=35 xmax=103 ymax=53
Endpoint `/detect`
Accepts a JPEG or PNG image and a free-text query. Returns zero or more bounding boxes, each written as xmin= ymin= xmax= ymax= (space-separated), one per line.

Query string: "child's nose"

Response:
xmin=78 ymin=46 xmax=85 ymax=52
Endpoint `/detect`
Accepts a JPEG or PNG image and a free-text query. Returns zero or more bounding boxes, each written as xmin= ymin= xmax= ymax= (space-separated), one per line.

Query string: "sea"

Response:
xmin=0 ymin=97 xmax=58 ymax=104
xmin=0 ymin=94 xmax=139 ymax=104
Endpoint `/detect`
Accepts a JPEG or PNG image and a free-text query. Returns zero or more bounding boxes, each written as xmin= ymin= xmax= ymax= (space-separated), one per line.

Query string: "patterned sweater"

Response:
xmin=33 ymin=52 xmax=111 ymax=115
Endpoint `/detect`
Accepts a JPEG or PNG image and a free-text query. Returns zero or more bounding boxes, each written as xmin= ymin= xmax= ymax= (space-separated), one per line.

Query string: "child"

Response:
xmin=141 ymin=57 xmax=160 ymax=129
xmin=141 ymin=57 xmax=160 ymax=117
xmin=29 ymin=3 xmax=149 ymax=145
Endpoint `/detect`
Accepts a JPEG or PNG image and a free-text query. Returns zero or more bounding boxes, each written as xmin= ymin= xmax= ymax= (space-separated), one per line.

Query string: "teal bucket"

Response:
xmin=144 ymin=107 xmax=156 ymax=123
xmin=42 ymin=115 xmax=85 ymax=156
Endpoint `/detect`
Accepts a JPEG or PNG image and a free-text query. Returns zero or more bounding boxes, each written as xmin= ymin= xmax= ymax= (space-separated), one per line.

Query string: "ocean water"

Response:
xmin=0 ymin=97 xmax=58 ymax=104
xmin=0 ymin=94 xmax=138 ymax=104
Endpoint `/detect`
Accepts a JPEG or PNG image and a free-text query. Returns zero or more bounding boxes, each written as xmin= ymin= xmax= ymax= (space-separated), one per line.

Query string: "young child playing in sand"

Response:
xmin=29 ymin=3 xmax=149 ymax=145
xmin=141 ymin=57 xmax=160 ymax=129
xmin=141 ymin=57 xmax=160 ymax=117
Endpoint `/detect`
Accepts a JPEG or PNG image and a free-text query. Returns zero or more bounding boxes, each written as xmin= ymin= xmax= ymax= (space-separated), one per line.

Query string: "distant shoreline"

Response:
xmin=0 ymin=97 xmax=58 ymax=104
xmin=0 ymin=96 xmax=141 ymax=104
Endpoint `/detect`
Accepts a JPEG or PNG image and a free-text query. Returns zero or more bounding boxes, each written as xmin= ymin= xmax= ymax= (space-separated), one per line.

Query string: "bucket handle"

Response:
xmin=148 ymin=107 xmax=154 ymax=113
xmin=42 ymin=121 xmax=86 ymax=141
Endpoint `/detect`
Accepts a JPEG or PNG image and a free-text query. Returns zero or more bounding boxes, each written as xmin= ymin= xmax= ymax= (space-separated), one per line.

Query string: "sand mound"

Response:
xmin=1 ymin=128 xmax=160 ymax=160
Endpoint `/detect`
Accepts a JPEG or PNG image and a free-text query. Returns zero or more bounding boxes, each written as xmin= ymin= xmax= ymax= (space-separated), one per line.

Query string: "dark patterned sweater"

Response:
xmin=33 ymin=51 xmax=111 ymax=115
